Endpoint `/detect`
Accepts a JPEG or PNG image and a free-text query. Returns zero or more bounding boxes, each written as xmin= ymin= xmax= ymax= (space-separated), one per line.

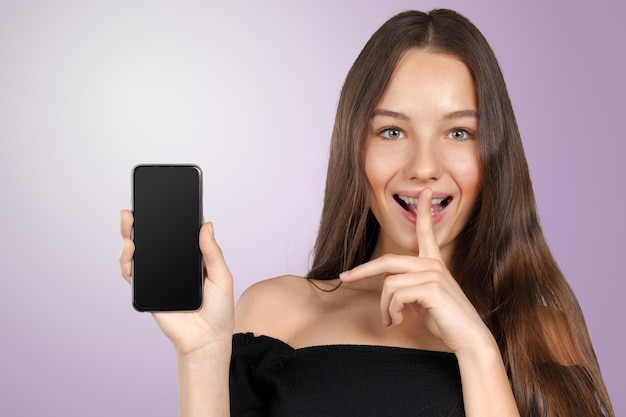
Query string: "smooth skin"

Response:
xmin=119 ymin=50 xmax=520 ymax=416
xmin=364 ymin=50 xmax=481 ymax=264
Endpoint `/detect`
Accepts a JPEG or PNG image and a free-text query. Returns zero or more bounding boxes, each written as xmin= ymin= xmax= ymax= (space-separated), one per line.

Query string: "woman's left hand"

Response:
xmin=339 ymin=188 xmax=494 ymax=355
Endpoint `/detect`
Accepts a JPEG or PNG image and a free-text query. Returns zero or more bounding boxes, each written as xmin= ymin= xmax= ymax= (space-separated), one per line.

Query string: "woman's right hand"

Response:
xmin=119 ymin=210 xmax=235 ymax=356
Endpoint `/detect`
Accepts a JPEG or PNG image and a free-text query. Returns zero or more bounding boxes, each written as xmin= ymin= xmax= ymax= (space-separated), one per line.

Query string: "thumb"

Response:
xmin=199 ymin=222 xmax=233 ymax=288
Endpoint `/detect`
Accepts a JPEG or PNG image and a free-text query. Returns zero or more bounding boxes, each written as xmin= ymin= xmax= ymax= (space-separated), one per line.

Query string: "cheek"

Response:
xmin=456 ymin=157 xmax=481 ymax=202
xmin=448 ymin=146 xmax=481 ymax=193
xmin=364 ymin=144 xmax=376 ymax=185
xmin=364 ymin=140 xmax=402 ymax=185
xmin=364 ymin=151 xmax=391 ymax=198
xmin=363 ymin=148 xmax=392 ymax=220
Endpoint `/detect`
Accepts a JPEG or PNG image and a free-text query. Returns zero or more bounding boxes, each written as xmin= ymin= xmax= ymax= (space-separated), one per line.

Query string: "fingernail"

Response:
xmin=339 ymin=271 xmax=350 ymax=280
xmin=206 ymin=222 xmax=214 ymax=238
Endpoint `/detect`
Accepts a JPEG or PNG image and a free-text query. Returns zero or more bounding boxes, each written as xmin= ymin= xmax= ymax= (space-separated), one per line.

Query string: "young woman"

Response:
xmin=119 ymin=9 xmax=614 ymax=417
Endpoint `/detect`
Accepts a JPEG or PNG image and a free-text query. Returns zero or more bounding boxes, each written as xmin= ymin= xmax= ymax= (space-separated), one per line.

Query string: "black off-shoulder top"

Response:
xmin=230 ymin=332 xmax=464 ymax=417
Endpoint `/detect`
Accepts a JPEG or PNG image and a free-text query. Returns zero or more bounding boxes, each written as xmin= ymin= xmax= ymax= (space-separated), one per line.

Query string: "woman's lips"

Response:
xmin=394 ymin=194 xmax=452 ymax=216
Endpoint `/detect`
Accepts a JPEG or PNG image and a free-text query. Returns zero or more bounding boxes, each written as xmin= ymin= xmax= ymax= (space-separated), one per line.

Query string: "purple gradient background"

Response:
xmin=0 ymin=0 xmax=623 ymax=415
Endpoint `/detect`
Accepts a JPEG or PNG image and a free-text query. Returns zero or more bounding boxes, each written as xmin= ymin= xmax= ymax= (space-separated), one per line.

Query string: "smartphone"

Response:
xmin=132 ymin=164 xmax=203 ymax=311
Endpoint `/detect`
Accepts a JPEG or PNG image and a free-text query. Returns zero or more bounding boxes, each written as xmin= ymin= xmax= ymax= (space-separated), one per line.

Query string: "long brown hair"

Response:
xmin=307 ymin=9 xmax=614 ymax=416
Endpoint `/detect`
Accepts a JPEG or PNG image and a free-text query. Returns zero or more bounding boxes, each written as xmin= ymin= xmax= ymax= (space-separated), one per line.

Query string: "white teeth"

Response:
xmin=397 ymin=194 xmax=450 ymax=216
xmin=397 ymin=195 xmax=446 ymax=206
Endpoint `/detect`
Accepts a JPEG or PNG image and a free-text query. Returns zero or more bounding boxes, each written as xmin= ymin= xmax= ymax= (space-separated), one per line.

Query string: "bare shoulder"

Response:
xmin=233 ymin=275 xmax=317 ymax=342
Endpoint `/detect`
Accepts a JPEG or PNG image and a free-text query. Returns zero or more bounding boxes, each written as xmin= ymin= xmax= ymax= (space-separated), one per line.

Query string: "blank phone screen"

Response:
xmin=132 ymin=165 xmax=203 ymax=311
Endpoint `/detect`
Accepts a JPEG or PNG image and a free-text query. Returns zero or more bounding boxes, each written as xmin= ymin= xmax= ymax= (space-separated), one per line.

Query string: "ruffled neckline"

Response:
xmin=232 ymin=332 xmax=456 ymax=376
xmin=234 ymin=331 xmax=455 ymax=354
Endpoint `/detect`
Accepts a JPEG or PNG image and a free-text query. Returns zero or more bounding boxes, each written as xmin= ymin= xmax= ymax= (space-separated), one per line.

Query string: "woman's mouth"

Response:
xmin=394 ymin=194 xmax=452 ymax=215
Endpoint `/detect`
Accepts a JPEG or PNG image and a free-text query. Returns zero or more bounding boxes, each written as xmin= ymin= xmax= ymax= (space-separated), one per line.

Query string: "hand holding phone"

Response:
xmin=132 ymin=164 xmax=203 ymax=311
xmin=120 ymin=209 xmax=236 ymax=356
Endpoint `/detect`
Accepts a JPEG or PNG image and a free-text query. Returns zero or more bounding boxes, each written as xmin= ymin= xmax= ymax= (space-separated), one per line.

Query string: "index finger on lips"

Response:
xmin=416 ymin=188 xmax=442 ymax=260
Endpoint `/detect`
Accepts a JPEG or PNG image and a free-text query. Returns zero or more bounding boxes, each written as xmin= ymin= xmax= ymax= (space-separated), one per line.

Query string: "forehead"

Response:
xmin=376 ymin=49 xmax=476 ymax=115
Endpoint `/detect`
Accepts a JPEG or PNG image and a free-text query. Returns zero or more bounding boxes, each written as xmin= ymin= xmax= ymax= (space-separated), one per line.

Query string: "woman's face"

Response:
xmin=364 ymin=49 xmax=481 ymax=264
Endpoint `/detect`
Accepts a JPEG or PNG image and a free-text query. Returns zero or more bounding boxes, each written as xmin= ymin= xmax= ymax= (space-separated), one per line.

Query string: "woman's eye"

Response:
xmin=380 ymin=128 xmax=405 ymax=140
xmin=448 ymin=128 xmax=474 ymax=141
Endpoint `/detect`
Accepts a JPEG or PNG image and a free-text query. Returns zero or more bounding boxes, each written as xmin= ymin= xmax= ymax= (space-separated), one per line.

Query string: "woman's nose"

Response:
xmin=405 ymin=139 xmax=442 ymax=182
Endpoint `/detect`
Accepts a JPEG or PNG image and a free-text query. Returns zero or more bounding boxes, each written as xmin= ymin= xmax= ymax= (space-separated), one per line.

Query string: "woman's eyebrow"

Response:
xmin=443 ymin=109 xmax=478 ymax=120
xmin=370 ymin=109 xmax=410 ymax=120
xmin=371 ymin=109 xmax=478 ymax=121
